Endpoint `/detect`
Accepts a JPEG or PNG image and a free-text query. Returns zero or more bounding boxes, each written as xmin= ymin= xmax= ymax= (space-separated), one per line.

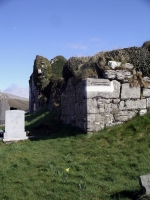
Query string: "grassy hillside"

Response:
xmin=0 ymin=109 xmax=150 ymax=199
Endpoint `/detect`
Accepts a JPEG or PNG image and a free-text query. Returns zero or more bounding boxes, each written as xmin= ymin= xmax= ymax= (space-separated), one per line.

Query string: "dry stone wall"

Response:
xmin=61 ymin=70 xmax=150 ymax=133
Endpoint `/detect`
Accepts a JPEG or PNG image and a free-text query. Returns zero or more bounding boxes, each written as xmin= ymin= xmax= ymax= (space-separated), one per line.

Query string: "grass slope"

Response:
xmin=0 ymin=108 xmax=150 ymax=199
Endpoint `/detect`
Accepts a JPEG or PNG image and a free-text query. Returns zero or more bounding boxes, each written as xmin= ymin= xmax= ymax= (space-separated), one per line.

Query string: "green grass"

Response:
xmin=0 ymin=108 xmax=150 ymax=199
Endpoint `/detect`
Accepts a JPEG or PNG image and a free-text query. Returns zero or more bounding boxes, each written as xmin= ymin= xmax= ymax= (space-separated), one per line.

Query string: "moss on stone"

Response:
xmin=50 ymin=55 xmax=67 ymax=78
xmin=32 ymin=55 xmax=66 ymax=106
xmin=33 ymin=55 xmax=52 ymax=92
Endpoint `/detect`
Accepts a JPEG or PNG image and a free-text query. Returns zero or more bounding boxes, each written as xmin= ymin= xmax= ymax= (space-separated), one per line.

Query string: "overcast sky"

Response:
xmin=0 ymin=0 xmax=150 ymax=98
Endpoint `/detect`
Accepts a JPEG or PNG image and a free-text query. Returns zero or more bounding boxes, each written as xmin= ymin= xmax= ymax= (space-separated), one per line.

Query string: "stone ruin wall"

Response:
xmin=29 ymin=75 xmax=39 ymax=113
xmin=61 ymin=69 xmax=150 ymax=133
xmin=29 ymin=74 xmax=54 ymax=113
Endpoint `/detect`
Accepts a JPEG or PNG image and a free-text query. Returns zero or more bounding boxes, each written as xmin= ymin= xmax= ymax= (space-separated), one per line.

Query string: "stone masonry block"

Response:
xmin=121 ymin=83 xmax=140 ymax=99
xmin=103 ymin=70 xmax=116 ymax=79
xmin=116 ymin=70 xmax=133 ymax=81
xmin=125 ymin=99 xmax=146 ymax=110
xmin=147 ymin=98 xmax=150 ymax=108
xmin=114 ymin=111 xmax=137 ymax=122
xmin=86 ymin=80 xmax=120 ymax=99
xmin=113 ymin=99 xmax=120 ymax=104
xmin=103 ymin=70 xmax=133 ymax=81
xmin=143 ymin=88 xmax=150 ymax=97
xmin=119 ymin=101 xmax=125 ymax=110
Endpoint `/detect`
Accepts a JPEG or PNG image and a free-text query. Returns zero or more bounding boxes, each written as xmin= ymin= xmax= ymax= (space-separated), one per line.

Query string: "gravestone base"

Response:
xmin=3 ymin=133 xmax=28 ymax=142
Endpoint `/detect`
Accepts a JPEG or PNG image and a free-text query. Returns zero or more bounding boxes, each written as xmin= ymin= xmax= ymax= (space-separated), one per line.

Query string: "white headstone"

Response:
xmin=3 ymin=110 xmax=27 ymax=142
xmin=139 ymin=174 xmax=150 ymax=194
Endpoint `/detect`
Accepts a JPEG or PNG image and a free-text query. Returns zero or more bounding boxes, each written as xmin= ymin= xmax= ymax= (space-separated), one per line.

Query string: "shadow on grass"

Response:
xmin=27 ymin=124 xmax=85 ymax=141
xmin=25 ymin=106 xmax=86 ymax=141
xmin=110 ymin=190 xmax=145 ymax=200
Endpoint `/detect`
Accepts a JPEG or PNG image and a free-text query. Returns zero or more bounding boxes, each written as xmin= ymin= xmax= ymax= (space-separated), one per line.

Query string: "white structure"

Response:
xmin=3 ymin=110 xmax=27 ymax=142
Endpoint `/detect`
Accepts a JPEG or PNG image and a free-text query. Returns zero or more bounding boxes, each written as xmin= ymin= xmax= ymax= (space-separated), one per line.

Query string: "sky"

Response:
xmin=0 ymin=0 xmax=150 ymax=98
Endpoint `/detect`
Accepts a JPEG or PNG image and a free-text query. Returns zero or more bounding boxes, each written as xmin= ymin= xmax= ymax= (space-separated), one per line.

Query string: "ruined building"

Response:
xmin=29 ymin=41 xmax=150 ymax=133
xmin=29 ymin=55 xmax=66 ymax=113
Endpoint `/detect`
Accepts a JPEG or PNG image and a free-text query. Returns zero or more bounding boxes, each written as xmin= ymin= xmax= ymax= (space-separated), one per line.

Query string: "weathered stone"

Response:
xmin=87 ymin=121 xmax=105 ymax=132
xmin=121 ymin=83 xmax=140 ymax=99
xmin=87 ymin=99 xmax=97 ymax=109
xmin=86 ymin=80 xmax=120 ymax=99
xmin=143 ymin=77 xmax=150 ymax=83
xmin=105 ymin=104 xmax=112 ymax=113
xmin=146 ymin=98 xmax=150 ymax=108
xmin=29 ymin=75 xmax=39 ymax=113
xmin=86 ymin=99 xmax=99 ymax=114
xmin=139 ymin=174 xmax=150 ymax=195
xmin=112 ymin=104 xmax=119 ymax=113
xmin=87 ymin=114 xmax=96 ymax=122
xmin=86 ymin=78 xmax=110 ymax=86
xmin=103 ymin=70 xmax=116 ymax=79
xmin=87 ymin=105 xmax=99 ymax=114
xmin=113 ymin=99 xmax=120 ymax=104
xmin=98 ymin=104 xmax=105 ymax=113
xmin=119 ymin=101 xmax=125 ymax=110
xmin=86 ymin=78 xmax=113 ymax=98
xmin=143 ymin=88 xmax=150 ymax=97
xmin=97 ymin=98 xmax=111 ymax=104
xmin=104 ymin=113 xmax=114 ymax=126
xmin=125 ymin=99 xmax=146 ymax=110
xmin=124 ymin=63 xmax=134 ymax=69
xmin=108 ymin=61 xmax=121 ymax=69
xmin=116 ymin=70 xmax=133 ymax=81
xmin=111 ymin=80 xmax=121 ymax=98
xmin=140 ymin=109 xmax=147 ymax=116
xmin=114 ymin=111 xmax=137 ymax=122
xmin=103 ymin=70 xmax=133 ymax=81
xmin=107 ymin=61 xmax=133 ymax=70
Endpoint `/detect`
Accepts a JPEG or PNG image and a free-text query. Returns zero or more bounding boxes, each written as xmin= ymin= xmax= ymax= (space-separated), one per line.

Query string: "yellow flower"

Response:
xmin=65 ymin=168 xmax=70 ymax=172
